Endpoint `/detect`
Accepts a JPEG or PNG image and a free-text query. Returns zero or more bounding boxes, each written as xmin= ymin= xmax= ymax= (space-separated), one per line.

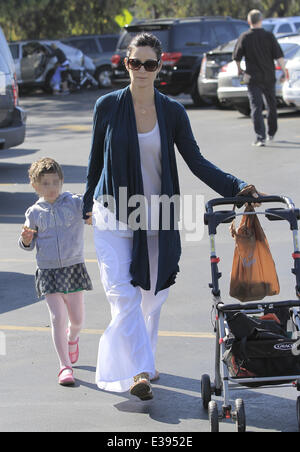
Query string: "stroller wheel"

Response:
xmin=234 ymin=398 xmax=246 ymax=432
xmin=201 ymin=374 xmax=212 ymax=409
xmin=208 ymin=401 xmax=219 ymax=432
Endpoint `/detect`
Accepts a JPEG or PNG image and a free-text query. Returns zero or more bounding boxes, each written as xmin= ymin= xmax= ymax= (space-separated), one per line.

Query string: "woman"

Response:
xmin=83 ymin=33 xmax=259 ymax=400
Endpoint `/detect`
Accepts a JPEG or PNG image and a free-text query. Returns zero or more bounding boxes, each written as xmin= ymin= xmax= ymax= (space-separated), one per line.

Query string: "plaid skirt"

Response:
xmin=35 ymin=263 xmax=93 ymax=298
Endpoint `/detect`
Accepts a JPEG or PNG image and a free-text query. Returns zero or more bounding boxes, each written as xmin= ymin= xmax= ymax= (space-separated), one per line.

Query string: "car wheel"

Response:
xmin=234 ymin=103 xmax=251 ymax=116
xmin=191 ymin=81 xmax=209 ymax=107
xmin=96 ymin=66 xmax=112 ymax=89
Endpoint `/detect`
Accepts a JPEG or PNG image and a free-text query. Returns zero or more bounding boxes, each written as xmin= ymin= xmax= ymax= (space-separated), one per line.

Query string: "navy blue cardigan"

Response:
xmin=83 ymin=86 xmax=247 ymax=294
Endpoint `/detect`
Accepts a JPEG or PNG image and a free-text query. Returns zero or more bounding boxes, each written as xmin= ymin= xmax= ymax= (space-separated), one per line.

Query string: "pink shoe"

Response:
xmin=58 ymin=367 xmax=75 ymax=386
xmin=67 ymin=330 xmax=79 ymax=365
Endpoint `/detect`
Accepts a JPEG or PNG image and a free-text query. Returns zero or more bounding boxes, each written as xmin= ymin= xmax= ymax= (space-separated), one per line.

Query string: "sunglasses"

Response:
xmin=127 ymin=58 xmax=160 ymax=72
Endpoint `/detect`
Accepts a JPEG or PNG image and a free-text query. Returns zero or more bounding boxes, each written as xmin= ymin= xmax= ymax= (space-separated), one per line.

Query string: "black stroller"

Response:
xmin=201 ymin=195 xmax=300 ymax=432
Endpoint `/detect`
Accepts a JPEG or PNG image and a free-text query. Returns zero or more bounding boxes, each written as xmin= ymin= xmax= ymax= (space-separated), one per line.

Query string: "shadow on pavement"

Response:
xmin=0 ymin=272 xmax=37 ymax=314
xmin=0 ymin=162 xmax=87 ymax=184
xmin=111 ymin=373 xmax=298 ymax=431
xmin=0 ymin=192 xmax=37 ymax=224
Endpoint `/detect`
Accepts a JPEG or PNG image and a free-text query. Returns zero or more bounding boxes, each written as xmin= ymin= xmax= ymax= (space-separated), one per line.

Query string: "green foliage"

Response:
xmin=0 ymin=0 xmax=299 ymax=41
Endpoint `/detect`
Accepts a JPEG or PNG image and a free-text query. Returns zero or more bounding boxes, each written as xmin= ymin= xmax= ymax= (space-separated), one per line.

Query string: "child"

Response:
xmin=19 ymin=158 xmax=92 ymax=386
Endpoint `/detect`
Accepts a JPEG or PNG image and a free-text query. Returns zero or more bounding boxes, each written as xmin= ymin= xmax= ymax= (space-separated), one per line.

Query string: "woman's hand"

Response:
xmin=21 ymin=225 xmax=36 ymax=246
xmin=85 ymin=212 xmax=93 ymax=225
xmin=237 ymin=184 xmax=267 ymax=207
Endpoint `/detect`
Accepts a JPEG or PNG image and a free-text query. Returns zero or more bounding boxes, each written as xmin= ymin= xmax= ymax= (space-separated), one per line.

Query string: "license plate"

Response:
xmin=232 ymin=77 xmax=243 ymax=87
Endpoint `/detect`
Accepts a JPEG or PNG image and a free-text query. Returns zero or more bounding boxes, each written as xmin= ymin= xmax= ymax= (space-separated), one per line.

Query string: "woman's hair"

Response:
xmin=28 ymin=157 xmax=64 ymax=184
xmin=127 ymin=32 xmax=163 ymax=60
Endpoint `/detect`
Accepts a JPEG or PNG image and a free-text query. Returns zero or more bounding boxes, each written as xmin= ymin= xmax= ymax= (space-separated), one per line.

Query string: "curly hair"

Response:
xmin=28 ymin=157 xmax=64 ymax=184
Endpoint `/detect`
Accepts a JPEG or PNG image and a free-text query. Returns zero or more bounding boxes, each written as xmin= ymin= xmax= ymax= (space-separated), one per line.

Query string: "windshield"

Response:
xmin=280 ymin=43 xmax=300 ymax=59
xmin=263 ymin=24 xmax=275 ymax=32
xmin=118 ymin=28 xmax=170 ymax=52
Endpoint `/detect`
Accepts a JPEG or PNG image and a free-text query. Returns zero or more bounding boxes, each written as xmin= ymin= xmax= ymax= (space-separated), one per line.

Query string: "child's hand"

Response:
xmin=85 ymin=212 xmax=93 ymax=225
xmin=21 ymin=225 xmax=36 ymax=246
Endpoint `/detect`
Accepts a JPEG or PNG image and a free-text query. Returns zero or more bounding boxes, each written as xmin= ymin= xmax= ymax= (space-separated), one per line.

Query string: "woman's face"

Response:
xmin=125 ymin=45 xmax=162 ymax=89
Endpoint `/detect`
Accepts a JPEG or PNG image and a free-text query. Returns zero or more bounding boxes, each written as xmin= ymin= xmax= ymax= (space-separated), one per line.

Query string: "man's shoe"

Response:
xmin=130 ymin=372 xmax=153 ymax=400
xmin=267 ymin=135 xmax=275 ymax=141
xmin=252 ymin=139 xmax=266 ymax=147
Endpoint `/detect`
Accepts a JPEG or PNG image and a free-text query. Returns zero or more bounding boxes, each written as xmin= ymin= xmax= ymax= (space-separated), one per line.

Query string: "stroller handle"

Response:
xmin=204 ymin=195 xmax=300 ymax=234
xmin=205 ymin=195 xmax=295 ymax=213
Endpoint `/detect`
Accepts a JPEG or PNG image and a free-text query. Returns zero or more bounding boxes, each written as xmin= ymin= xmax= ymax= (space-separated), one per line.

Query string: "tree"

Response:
xmin=0 ymin=0 xmax=299 ymax=41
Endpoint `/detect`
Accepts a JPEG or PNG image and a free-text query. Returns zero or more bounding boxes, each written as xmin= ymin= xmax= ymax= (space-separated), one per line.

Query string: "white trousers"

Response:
xmin=93 ymin=201 xmax=169 ymax=392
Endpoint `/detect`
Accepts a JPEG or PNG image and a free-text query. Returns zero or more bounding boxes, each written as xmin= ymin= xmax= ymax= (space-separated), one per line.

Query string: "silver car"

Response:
xmin=9 ymin=39 xmax=95 ymax=93
xmin=282 ymin=36 xmax=300 ymax=109
xmin=0 ymin=26 xmax=26 ymax=150
xmin=217 ymin=37 xmax=300 ymax=115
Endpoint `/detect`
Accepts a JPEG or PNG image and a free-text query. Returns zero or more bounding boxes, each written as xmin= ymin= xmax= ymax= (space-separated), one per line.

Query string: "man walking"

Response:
xmin=233 ymin=10 xmax=288 ymax=146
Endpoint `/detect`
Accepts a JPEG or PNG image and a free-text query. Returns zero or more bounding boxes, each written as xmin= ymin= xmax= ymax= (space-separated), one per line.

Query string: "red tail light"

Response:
xmin=161 ymin=52 xmax=182 ymax=65
xmin=286 ymin=69 xmax=290 ymax=81
xmin=220 ymin=64 xmax=229 ymax=72
xmin=12 ymin=73 xmax=18 ymax=107
xmin=200 ymin=56 xmax=207 ymax=76
xmin=111 ymin=54 xmax=121 ymax=67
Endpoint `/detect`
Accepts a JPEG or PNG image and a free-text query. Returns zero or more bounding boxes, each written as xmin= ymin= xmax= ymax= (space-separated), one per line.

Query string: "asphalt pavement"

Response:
xmin=1 ymin=89 xmax=300 ymax=433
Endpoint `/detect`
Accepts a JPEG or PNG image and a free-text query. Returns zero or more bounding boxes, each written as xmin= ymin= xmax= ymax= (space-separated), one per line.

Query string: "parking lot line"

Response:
xmin=55 ymin=125 xmax=91 ymax=132
xmin=0 ymin=324 xmax=214 ymax=339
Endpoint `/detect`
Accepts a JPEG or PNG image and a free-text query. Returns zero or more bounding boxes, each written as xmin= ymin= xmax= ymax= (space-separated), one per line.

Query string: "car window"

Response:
xmin=119 ymin=28 xmax=170 ymax=52
xmin=280 ymin=43 xmax=300 ymax=59
xmin=212 ymin=23 xmax=236 ymax=45
xmin=173 ymin=23 xmax=200 ymax=47
xmin=67 ymin=38 xmax=99 ymax=54
xmin=277 ymin=23 xmax=293 ymax=33
xmin=234 ymin=22 xmax=249 ymax=36
xmin=292 ymin=47 xmax=300 ymax=58
xmin=0 ymin=54 xmax=9 ymax=72
xmin=0 ymin=27 xmax=15 ymax=73
xmin=22 ymin=42 xmax=45 ymax=57
xmin=173 ymin=23 xmax=217 ymax=48
xmin=294 ymin=22 xmax=300 ymax=31
xmin=263 ymin=24 xmax=275 ymax=32
xmin=9 ymin=43 xmax=19 ymax=59
xmin=99 ymin=36 xmax=119 ymax=52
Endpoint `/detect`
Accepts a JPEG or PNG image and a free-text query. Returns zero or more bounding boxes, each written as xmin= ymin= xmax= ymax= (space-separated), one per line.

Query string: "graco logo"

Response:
xmin=274 ymin=343 xmax=293 ymax=351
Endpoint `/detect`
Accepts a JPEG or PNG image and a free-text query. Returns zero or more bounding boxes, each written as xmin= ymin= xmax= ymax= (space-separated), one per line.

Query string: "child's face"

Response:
xmin=32 ymin=173 xmax=63 ymax=204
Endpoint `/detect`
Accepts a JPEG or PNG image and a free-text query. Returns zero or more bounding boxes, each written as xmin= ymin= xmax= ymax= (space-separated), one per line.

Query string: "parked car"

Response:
xmin=198 ymin=32 xmax=300 ymax=106
xmin=263 ymin=17 xmax=300 ymax=35
xmin=282 ymin=37 xmax=300 ymax=108
xmin=9 ymin=40 xmax=95 ymax=93
xmin=111 ymin=17 xmax=249 ymax=105
xmin=217 ymin=37 xmax=300 ymax=115
xmin=198 ymin=38 xmax=239 ymax=105
xmin=0 ymin=26 xmax=26 ymax=150
xmin=62 ymin=34 xmax=119 ymax=88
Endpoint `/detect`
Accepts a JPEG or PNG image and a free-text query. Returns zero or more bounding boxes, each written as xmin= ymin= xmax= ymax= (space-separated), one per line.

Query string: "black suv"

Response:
xmin=111 ymin=17 xmax=249 ymax=105
xmin=0 ymin=26 xmax=26 ymax=151
xmin=62 ymin=34 xmax=119 ymax=88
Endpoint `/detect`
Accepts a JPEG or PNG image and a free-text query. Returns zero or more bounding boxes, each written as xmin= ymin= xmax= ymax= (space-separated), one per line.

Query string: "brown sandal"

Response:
xmin=130 ymin=372 xmax=153 ymax=400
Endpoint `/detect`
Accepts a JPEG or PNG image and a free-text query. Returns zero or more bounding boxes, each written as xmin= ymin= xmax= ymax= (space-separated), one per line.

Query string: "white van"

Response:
xmin=0 ymin=26 xmax=26 ymax=150
xmin=263 ymin=17 xmax=300 ymax=35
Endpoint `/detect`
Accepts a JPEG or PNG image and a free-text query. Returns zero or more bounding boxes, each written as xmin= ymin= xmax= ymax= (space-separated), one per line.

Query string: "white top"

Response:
xmin=138 ymin=121 xmax=162 ymax=233
xmin=93 ymin=122 xmax=162 ymax=236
